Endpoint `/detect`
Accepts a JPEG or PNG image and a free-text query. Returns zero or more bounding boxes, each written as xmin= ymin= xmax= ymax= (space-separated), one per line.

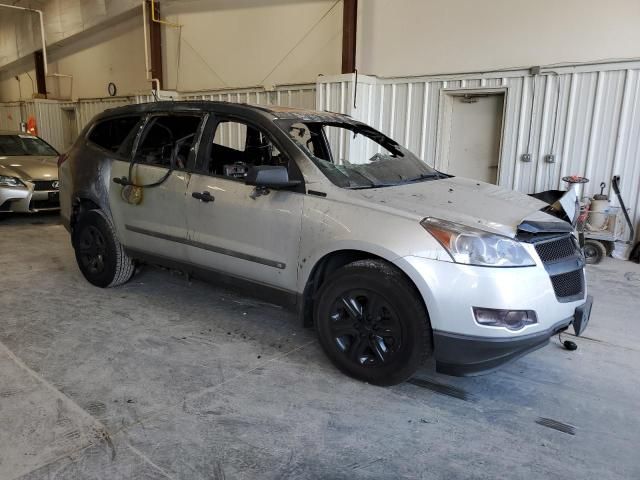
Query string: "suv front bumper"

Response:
xmin=397 ymin=255 xmax=591 ymax=376
xmin=434 ymin=295 xmax=592 ymax=375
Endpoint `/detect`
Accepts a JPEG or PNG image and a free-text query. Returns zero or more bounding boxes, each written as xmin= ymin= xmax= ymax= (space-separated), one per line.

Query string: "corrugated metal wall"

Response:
xmin=180 ymin=83 xmax=316 ymax=110
xmin=75 ymin=97 xmax=138 ymax=134
xmin=0 ymin=84 xmax=316 ymax=153
xmin=1 ymin=65 xmax=637 ymax=241
xmin=0 ymin=102 xmax=23 ymax=131
xmin=317 ymin=63 xmax=640 ymax=242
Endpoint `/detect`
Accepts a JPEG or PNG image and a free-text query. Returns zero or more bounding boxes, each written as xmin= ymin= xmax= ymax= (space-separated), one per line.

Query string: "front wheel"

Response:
xmin=73 ymin=209 xmax=135 ymax=287
xmin=314 ymin=259 xmax=432 ymax=386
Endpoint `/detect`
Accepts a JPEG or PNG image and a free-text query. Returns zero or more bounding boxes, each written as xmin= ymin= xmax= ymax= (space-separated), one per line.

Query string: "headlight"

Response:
xmin=421 ymin=218 xmax=535 ymax=267
xmin=0 ymin=175 xmax=25 ymax=188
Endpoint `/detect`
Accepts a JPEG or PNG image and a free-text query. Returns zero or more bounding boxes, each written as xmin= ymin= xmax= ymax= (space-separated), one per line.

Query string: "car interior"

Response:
xmin=134 ymin=115 xmax=202 ymax=169
xmin=206 ymin=120 xmax=288 ymax=179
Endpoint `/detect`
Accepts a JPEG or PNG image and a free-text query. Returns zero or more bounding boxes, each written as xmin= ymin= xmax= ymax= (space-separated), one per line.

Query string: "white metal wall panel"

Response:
xmin=2 ymin=64 xmax=636 ymax=240
xmin=180 ymin=84 xmax=316 ymax=110
xmin=318 ymin=62 xmax=640 ymax=241
xmin=32 ymin=100 xmax=76 ymax=152
xmin=76 ymin=97 xmax=137 ymax=133
xmin=0 ymin=102 xmax=23 ymax=131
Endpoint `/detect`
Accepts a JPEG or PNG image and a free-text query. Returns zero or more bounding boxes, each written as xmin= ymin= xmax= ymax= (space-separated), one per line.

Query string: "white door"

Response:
xmin=108 ymin=113 xmax=205 ymax=260
xmin=185 ymin=118 xmax=303 ymax=292
xmin=445 ymin=94 xmax=504 ymax=184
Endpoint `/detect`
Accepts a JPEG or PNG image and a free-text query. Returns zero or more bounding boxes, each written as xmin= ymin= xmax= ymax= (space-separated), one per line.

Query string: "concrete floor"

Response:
xmin=1 ymin=212 xmax=639 ymax=480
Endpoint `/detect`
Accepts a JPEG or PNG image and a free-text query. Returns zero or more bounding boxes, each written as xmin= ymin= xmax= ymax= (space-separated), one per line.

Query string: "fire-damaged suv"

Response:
xmin=59 ymin=101 xmax=592 ymax=386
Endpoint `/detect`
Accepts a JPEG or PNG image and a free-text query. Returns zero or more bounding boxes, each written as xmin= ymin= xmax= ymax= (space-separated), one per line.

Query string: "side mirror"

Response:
xmin=245 ymin=165 xmax=301 ymax=189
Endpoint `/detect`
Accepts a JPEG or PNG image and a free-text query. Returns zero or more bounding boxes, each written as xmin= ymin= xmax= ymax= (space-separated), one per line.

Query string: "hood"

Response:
xmin=0 ymin=155 xmax=58 ymax=181
xmin=352 ymin=176 xmax=571 ymax=238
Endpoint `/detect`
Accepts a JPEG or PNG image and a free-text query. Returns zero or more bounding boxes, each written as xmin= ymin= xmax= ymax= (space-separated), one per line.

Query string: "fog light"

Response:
xmin=473 ymin=307 xmax=537 ymax=331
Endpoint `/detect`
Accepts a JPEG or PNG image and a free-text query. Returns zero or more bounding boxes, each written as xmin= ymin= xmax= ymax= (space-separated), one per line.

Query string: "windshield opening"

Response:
xmin=277 ymin=120 xmax=443 ymax=188
xmin=0 ymin=135 xmax=58 ymax=157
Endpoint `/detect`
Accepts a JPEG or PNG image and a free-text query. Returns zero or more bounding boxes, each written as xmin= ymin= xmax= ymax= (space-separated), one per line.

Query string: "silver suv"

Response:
xmin=59 ymin=102 xmax=592 ymax=386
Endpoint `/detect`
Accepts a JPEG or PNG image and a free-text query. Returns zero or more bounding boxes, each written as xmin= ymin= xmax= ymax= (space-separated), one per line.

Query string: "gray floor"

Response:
xmin=1 ymin=212 xmax=639 ymax=480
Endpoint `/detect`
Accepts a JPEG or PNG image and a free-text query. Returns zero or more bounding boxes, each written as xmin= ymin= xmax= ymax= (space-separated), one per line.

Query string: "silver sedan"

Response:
xmin=0 ymin=131 xmax=60 ymax=213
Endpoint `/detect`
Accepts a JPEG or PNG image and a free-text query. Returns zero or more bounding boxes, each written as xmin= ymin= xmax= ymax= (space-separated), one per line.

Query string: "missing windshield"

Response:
xmin=278 ymin=120 xmax=445 ymax=189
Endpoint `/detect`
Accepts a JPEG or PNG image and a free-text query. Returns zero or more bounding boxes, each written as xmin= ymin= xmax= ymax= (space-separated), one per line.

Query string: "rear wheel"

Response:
xmin=73 ymin=209 xmax=135 ymax=287
xmin=583 ymin=239 xmax=606 ymax=264
xmin=314 ymin=259 xmax=432 ymax=386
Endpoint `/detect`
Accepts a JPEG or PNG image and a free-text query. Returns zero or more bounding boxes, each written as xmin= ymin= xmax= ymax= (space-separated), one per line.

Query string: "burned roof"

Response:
xmin=98 ymin=100 xmax=352 ymax=123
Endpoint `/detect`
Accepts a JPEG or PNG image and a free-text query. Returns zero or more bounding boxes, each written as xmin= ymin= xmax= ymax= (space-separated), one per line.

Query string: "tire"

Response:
xmin=583 ymin=239 xmax=606 ymax=265
xmin=314 ymin=259 xmax=432 ymax=386
xmin=73 ymin=209 xmax=135 ymax=287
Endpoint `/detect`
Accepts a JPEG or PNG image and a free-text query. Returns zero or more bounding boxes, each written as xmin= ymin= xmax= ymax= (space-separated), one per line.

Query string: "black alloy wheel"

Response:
xmin=314 ymin=259 xmax=432 ymax=386
xmin=78 ymin=225 xmax=108 ymax=275
xmin=328 ymin=290 xmax=403 ymax=366
xmin=73 ymin=209 xmax=135 ymax=287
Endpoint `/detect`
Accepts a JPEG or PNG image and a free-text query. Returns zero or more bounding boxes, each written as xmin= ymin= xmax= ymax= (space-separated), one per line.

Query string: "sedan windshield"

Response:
xmin=0 ymin=135 xmax=58 ymax=156
xmin=277 ymin=119 xmax=444 ymax=188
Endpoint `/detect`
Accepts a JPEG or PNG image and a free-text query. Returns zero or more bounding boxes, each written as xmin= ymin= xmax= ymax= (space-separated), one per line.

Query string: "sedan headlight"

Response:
xmin=0 ymin=175 xmax=25 ymax=188
xmin=421 ymin=218 xmax=535 ymax=267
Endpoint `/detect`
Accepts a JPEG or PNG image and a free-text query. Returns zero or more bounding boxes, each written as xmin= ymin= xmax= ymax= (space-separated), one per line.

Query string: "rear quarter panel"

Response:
xmin=59 ymin=136 xmax=114 ymax=230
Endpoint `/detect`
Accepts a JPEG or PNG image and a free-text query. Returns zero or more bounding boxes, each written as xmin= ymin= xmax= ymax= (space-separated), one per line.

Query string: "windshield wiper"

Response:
xmin=345 ymin=182 xmax=397 ymax=189
xmin=403 ymin=172 xmax=445 ymax=183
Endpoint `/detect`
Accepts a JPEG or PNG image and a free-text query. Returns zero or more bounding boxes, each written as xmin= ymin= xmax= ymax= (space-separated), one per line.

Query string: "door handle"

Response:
xmin=192 ymin=191 xmax=214 ymax=203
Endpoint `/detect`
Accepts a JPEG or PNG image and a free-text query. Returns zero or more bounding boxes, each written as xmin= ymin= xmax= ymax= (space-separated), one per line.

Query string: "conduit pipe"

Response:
xmin=142 ymin=0 xmax=181 ymax=93
xmin=142 ymin=0 xmax=160 ymax=92
xmin=150 ymin=0 xmax=181 ymax=28
xmin=0 ymin=3 xmax=48 ymax=76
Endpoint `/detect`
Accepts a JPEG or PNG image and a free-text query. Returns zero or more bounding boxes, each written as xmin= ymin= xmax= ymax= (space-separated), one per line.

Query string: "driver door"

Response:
xmin=184 ymin=116 xmax=304 ymax=293
xmin=109 ymin=113 xmax=206 ymax=261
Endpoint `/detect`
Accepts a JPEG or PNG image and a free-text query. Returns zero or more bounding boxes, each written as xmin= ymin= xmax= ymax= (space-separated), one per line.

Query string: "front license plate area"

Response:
xmin=573 ymin=295 xmax=593 ymax=336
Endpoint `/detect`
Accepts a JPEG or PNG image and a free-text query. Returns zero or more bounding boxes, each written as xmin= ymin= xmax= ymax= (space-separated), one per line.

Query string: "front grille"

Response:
xmin=32 ymin=180 xmax=58 ymax=191
xmin=0 ymin=200 xmax=12 ymax=212
xmin=550 ymin=269 xmax=584 ymax=299
xmin=531 ymin=234 xmax=585 ymax=301
xmin=535 ymin=235 xmax=578 ymax=263
xmin=29 ymin=198 xmax=60 ymax=210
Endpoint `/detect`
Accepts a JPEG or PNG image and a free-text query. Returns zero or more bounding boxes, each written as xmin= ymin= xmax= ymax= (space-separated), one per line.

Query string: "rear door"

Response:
xmin=108 ymin=113 xmax=206 ymax=260
xmin=184 ymin=116 xmax=304 ymax=293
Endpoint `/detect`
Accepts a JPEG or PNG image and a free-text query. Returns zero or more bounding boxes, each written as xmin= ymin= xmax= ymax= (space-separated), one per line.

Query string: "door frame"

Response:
xmin=434 ymin=87 xmax=508 ymax=184
xmin=60 ymin=106 xmax=78 ymax=152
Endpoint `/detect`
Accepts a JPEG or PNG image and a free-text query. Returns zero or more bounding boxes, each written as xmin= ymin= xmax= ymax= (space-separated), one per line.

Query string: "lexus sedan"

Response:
xmin=0 ymin=131 xmax=60 ymax=214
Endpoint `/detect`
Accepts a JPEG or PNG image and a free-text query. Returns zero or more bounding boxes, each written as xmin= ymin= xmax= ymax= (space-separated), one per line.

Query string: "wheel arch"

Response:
xmin=70 ymin=195 xmax=109 ymax=242
xmin=299 ymin=248 xmax=429 ymax=328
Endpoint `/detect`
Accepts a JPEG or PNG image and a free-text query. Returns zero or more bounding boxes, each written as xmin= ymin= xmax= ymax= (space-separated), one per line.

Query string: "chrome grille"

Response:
xmin=535 ymin=235 xmax=578 ymax=263
xmin=550 ymin=270 xmax=584 ymax=299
